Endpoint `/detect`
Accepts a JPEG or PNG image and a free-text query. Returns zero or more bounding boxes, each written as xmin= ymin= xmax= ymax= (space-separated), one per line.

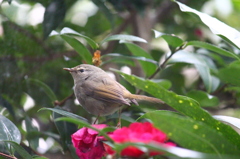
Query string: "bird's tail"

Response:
xmin=127 ymin=94 xmax=164 ymax=104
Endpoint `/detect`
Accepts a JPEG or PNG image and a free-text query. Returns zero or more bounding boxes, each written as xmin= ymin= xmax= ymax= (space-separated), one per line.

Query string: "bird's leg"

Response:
xmin=116 ymin=109 xmax=122 ymax=128
xmin=93 ymin=114 xmax=100 ymax=124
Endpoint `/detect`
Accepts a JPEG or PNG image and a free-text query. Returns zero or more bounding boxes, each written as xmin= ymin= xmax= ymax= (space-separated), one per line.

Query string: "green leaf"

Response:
xmin=112 ymin=69 xmax=240 ymax=149
xmin=55 ymin=117 xmax=113 ymax=142
xmin=141 ymin=111 xmax=239 ymax=155
xmin=26 ymin=78 xmax=57 ymax=102
xmin=92 ymin=0 xmax=114 ymax=27
xmin=43 ymin=0 xmax=66 ymax=39
xmin=58 ymin=27 xmax=99 ymax=49
xmin=186 ymin=90 xmax=219 ymax=107
xmin=100 ymin=34 xmax=147 ymax=45
xmin=1 ymin=141 xmax=32 ymax=159
xmin=39 ymin=107 xmax=88 ymax=122
xmin=213 ymin=115 xmax=240 ymax=130
xmin=151 ymin=79 xmax=172 ymax=90
xmin=124 ymin=42 xmax=157 ymax=77
xmin=218 ymin=61 xmax=240 ymax=87
xmin=186 ymin=41 xmax=240 ymax=60
xmin=113 ymin=141 xmax=235 ymax=159
xmin=0 ymin=115 xmax=21 ymax=144
xmin=153 ymin=30 xmax=184 ymax=48
xmin=25 ymin=117 xmax=39 ymax=150
xmin=169 ymin=50 xmax=219 ymax=92
xmin=176 ymin=1 xmax=240 ymax=49
xmin=60 ymin=34 xmax=92 ymax=64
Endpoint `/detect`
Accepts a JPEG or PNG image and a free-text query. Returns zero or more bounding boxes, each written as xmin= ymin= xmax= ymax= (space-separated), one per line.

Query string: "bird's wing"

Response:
xmin=82 ymin=77 xmax=131 ymax=105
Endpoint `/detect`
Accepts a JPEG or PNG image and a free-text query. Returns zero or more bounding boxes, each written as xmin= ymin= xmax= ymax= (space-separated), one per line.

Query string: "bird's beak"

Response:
xmin=63 ymin=68 xmax=73 ymax=72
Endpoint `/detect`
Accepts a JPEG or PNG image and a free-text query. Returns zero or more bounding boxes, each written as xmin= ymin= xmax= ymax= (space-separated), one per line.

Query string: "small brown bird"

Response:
xmin=64 ymin=64 xmax=163 ymax=117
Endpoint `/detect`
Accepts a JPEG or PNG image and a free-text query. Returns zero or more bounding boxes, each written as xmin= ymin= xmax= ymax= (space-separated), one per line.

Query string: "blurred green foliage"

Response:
xmin=0 ymin=0 xmax=240 ymax=158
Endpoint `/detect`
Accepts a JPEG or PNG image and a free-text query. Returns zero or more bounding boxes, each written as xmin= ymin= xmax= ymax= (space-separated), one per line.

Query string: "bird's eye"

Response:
xmin=79 ymin=69 xmax=84 ymax=73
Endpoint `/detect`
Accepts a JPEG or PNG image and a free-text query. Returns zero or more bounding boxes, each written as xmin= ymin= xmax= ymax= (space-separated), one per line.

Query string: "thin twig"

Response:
xmin=0 ymin=152 xmax=17 ymax=159
xmin=54 ymin=93 xmax=74 ymax=106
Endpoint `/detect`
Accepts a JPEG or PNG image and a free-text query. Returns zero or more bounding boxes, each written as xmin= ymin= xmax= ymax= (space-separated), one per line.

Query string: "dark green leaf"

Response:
xmin=0 ymin=95 xmax=15 ymax=118
xmin=100 ymin=34 xmax=147 ymax=45
xmin=0 ymin=115 xmax=21 ymax=144
xmin=43 ymin=0 xmax=66 ymax=39
xmin=186 ymin=90 xmax=219 ymax=107
xmin=25 ymin=117 xmax=39 ymax=150
xmin=26 ymin=78 xmax=57 ymax=102
xmin=112 ymin=69 xmax=240 ymax=149
xmin=1 ymin=141 xmax=32 ymax=159
xmin=124 ymin=42 xmax=157 ymax=77
xmin=39 ymin=107 xmax=88 ymax=122
xmin=141 ymin=111 xmax=239 ymax=155
xmin=153 ymin=30 xmax=184 ymax=48
xmin=213 ymin=115 xmax=240 ymax=130
xmin=176 ymin=1 xmax=240 ymax=49
xmin=52 ymin=107 xmax=78 ymax=151
xmin=186 ymin=41 xmax=240 ymax=60
xmin=60 ymin=34 xmax=92 ymax=64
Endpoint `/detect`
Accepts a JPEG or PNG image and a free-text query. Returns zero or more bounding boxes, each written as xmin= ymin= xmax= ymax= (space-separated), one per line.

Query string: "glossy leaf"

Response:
xmin=213 ymin=115 xmax=240 ymax=130
xmin=100 ymin=34 xmax=147 ymax=45
xmin=186 ymin=90 xmax=219 ymax=107
xmin=176 ymin=1 xmax=240 ymax=49
xmin=27 ymin=78 xmax=57 ymax=102
xmin=153 ymin=30 xmax=184 ymax=48
xmin=60 ymin=34 xmax=92 ymax=64
xmin=124 ymin=42 xmax=157 ymax=77
xmin=39 ymin=107 xmax=88 ymax=122
xmin=112 ymin=69 xmax=240 ymax=149
xmin=0 ymin=115 xmax=21 ymax=144
xmin=1 ymin=141 xmax=32 ymax=159
xmin=141 ymin=111 xmax=239 ymax=155
xmin=186 ymin=41 xmax=240 ymax=60
xmin=59 ymin=27 xmax=99 ymax=49
xmin=43 ymin=0 xmax=66 ymax=39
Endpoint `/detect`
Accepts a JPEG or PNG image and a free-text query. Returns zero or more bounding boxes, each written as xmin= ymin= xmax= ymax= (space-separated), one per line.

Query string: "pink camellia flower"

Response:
xmin=71 ymin=124 xmax=107 ymax=159
xmin=108 ymin=122 xmax=175 ymax=157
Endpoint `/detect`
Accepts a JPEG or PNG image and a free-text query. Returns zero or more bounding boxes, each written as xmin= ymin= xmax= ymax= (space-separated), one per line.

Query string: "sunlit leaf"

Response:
xmin=176 ymin=1 xmax=240 ymax=49
xmin=0 ymin=115 xmax=21 ymax=144
xmin=100 ymin=34 xmax=147 ymax=44
xmin=112 ymin=69 xmax=240 ymax=149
